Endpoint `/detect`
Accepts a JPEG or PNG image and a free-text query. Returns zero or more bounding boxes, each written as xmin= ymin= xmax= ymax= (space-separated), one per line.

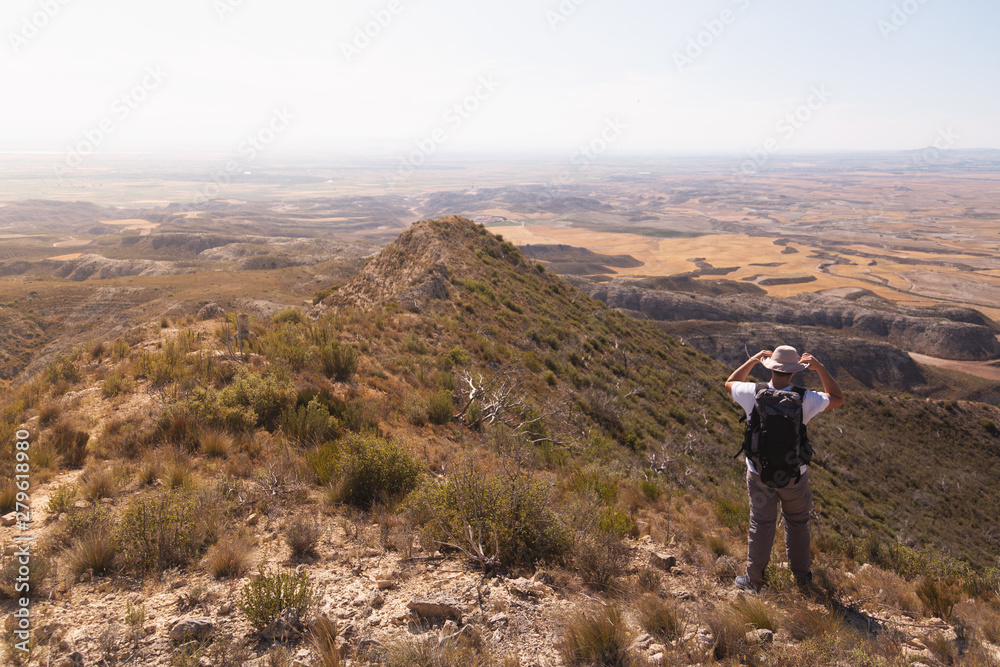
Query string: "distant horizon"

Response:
xmin=2 ymin=146 xmax=998 ymax=160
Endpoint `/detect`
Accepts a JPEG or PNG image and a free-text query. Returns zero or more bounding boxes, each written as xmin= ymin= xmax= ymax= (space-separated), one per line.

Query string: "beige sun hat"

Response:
xmin=761 ymin=345 xmax=808 ymax=373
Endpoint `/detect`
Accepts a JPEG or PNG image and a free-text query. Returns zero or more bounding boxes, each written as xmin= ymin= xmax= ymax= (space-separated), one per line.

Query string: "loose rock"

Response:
xmin=746 ymin=628 xmax=774 ymax=644
xmin=262 ymin=608 xmax=301 ymax=641
xmin=407 ymin=595 xmax=463 ymax=621
xmin=650 ymin=551 xmax=677 ymax=572
xmin=168 ymin=617 xmax=214 ymax=642
xmin=58 ymin=652 xmax=85 ymax=667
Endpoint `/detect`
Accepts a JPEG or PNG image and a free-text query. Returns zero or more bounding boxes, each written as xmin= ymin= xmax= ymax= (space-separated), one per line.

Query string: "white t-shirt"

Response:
xmin=731 ymin=382 xmax=830 ymax=474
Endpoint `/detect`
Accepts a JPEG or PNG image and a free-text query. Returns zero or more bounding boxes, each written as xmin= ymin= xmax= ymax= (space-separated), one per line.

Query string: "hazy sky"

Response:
xmin=1 ymin=0 xmax=997 ymax=157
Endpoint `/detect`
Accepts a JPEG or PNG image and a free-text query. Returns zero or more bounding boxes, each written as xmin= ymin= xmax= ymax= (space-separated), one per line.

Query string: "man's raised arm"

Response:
xmin=799 ymin=352 xmax=844 ymax=410
xmin=724 ymin=350 xmax=772 ymax=392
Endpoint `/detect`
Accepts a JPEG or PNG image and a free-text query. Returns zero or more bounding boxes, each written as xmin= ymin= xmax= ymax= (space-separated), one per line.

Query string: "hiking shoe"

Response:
xmin=795 ymin=571 xmax=822 ymax=597
xmin=735 ymin=575 xmax=761 ymax=593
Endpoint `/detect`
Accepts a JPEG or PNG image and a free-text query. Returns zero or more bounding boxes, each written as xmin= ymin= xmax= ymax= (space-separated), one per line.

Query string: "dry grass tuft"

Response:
xmin=705 ymin=604 xmax=752 ymax=662
xmin=575 ymin=532 xmax=629 ymax=591
xmin=782 ymin=601 xmax=846 ymax=641
xmin=80 ymin=466 xmax=117 ymax=502
xmin=0 ymin=481 xmax=15 ymax=514
xmin=635 ymin=594 xmax=685 ymax=643
xmin=66 ymin=526 xmax=117 ymax=576
xmin=204 ymin=532 xmax=255 ymax=579
xmin=38 ymin=401 xmax=60 ymax=426
xmin=286 ymin=515 xmax=321 ymax=561
xmin=309 ymin=615 xmax=341 ymax=667
xmin=731 ymin=594 xmax=779 ymax=632
xmin=199 ymin=427 xmax=233 ymax=458
xmin=560 ymin=605 xmax=638 ymax=667
xmin=633 ymin=566 xmax=661 ymax=594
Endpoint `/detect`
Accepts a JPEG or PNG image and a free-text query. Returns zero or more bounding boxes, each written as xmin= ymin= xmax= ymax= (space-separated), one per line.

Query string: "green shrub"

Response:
xmin=273 ymin=307 xmax=306 ymax=324
xmin=44 ymin=355 xmax=80 ymax=384
xmin=57 ymin=504 xmax=112 ymax=550
xmin=46 ymin=486 xmax=77 ymax=516
xmin=280 ymin=399 xmax=335 ymax=444
xmin=442 ymin=346 xmax=471 ymax=369
xmin=639 ymin=479 xmax=661 ymax=501
xmin=220 ymin=369 xmax=294 ymax=430
xmin=238 ymin=569 xmax=315 ymax=631
xmin=850 ymin=534 xmax=927 ymax=579
xmin=260 ymin=323 xmax=311 ymax=370
xmin=312 ymin=286 xmax=338 ymax=305
xmin=326 ymin=433 xmax=422 ymax=509
xmin=115 ymin=491 xmax=200 ymax=574
xmin=111 ymin=338 xmax=130 ymax=361
xmin=568 ymin=469 xmax=618 ymax=504
xmin=427 ymin=390 xmax=454 ymax=425
xmin=319 ymin=341 xmax=359 ymax=382
xmin=714 ymin=496 xmax=749 ymax=535
xmin=403 ymin=334 xmax=428 ymax=355
xmin=457 ymin=279 xmax=495 ymax=301
xmin=409 ymin=464 xmax=570 ymax=568
xmin=101 ymin=371 xmax=133 ymax=398
xmin=403 ymin=395 xmax=427 ymax=427
xmin=160 ymin=389 xmax=257 ymax=434
xmin=596 ymin=507 xmax=635 ymax=538
xmin=916 ymin=578 xmax=959 ymax=620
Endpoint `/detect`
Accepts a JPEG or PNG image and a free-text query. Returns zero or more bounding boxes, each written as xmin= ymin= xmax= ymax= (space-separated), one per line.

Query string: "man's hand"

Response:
xmin=798 ymin=352 xmax=845 ymax=410
xmin=725 ymin=350 xmax=772 ymax=391
xmin=798 ymin=352 xmax=821 ymax=370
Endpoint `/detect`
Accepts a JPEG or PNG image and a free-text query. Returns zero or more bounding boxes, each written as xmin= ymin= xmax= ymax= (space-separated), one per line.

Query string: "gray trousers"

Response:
xmin=745 ymin=468 xmax=813 ymax=584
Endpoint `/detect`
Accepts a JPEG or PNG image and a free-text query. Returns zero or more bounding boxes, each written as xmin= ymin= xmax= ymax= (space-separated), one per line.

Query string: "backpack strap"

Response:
xmin=791 ymin=386 xmax=812 ymax=468
xmin=733 ymin=382 xmax=769 ymax=460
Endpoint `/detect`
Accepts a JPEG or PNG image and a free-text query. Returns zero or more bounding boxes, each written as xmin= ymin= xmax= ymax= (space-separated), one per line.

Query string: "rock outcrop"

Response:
xmin=577 ymin=279 xmax=1000 ymax=362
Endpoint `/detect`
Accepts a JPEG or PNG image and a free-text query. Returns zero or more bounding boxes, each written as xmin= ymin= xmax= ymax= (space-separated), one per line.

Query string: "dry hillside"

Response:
xmin=0 ymin=217 xmax=998 ymax=667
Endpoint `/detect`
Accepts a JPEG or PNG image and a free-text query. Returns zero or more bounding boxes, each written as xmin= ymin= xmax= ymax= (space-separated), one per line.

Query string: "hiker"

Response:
xmin=724 ymin=345 xmax=844 ymax=592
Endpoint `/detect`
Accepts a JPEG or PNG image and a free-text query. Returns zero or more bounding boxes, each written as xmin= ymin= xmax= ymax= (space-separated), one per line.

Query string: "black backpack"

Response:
xmin=735 ymin=383 xmax=813 ymax=489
